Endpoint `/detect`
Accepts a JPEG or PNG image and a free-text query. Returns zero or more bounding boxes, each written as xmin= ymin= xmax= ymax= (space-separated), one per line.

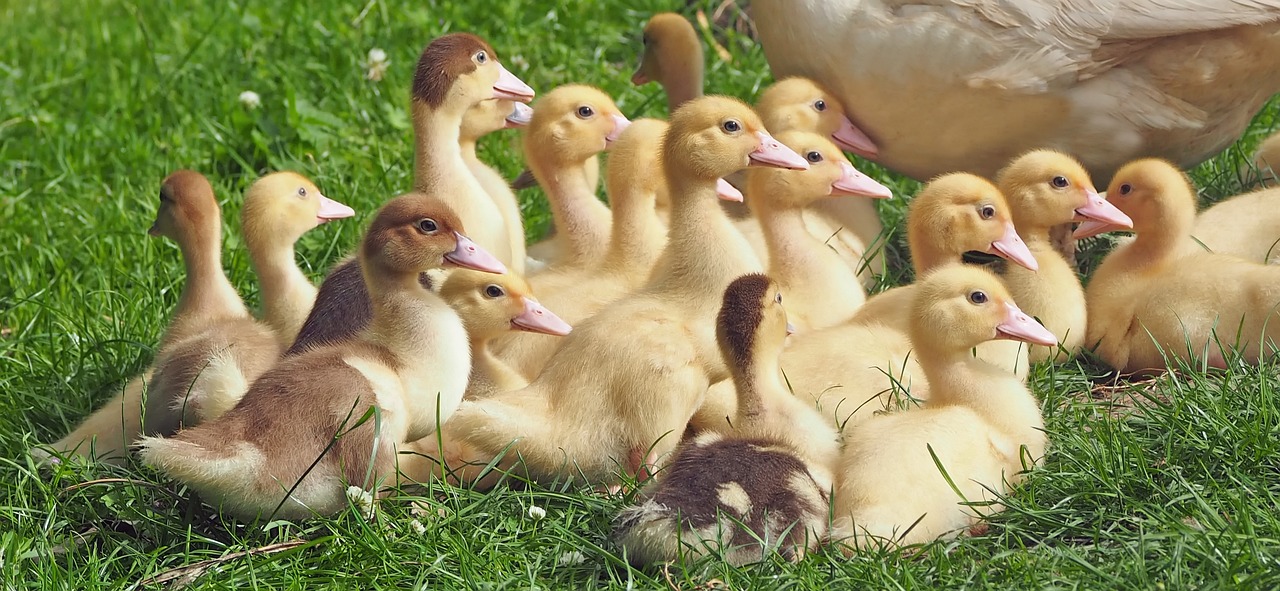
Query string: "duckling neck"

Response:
xmin=756 ymin=201 xmax=842 ymax=286
xmin=247 ymin=235 xmax=316 ymax=344
xmin=534 ymin=157 xmax=611 ymax=264
xmin=730 ymin=355 xmax=786 ymax=426
xmin=647 ymin=175 xmax=761 ymax=296
xmin=364 ymin=269 xmax=467 ymax=365
xmin=458 ymin=136 xmax=481 ymax=166
xmin=468 ymin=337 xmax=527 ymax=397
xmin=911 ymin=239 xmax=963 ymax=274
xmin=661 ymin=52 xmax=704 ymax=113
xmin=172 ymin=229 xmax=247 ymax=327
xmin=412 ymin=104 xmax=467 ymax=193
xmin=601 ymin=186 xmax=663 ymax=273
xmin=916 ymin=351 xmax=1043 ymax=439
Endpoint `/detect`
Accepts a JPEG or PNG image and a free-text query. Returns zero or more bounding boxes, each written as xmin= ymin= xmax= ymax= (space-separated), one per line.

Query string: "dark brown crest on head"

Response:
xmin=360 ymin=192 xmax=465 ymax=274
xmin=412 ymin=33 xmax=498 ymax=108
xmin=159 ymin=170 xmax=215 ymax=205
xmin=717 ymin=273 xmax=771 ymax=371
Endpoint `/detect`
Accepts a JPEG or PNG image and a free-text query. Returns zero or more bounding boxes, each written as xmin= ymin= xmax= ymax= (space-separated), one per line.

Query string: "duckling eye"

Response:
xmin=642 ymin=34 xmax=651 ymax=47
xmin=813 ymin=99 xmax=826 ymax=112
xmin=1119 ymin=183 xmax=1133 ymax=196
xmin=722 ymin=119 xmax=742 ymax=134
xmin=296 ymin=186 xmax=307 ymax=198
xmin=474 ymin=51 xmax=488 ymax=64
xmin=775 ymin=292 xmax=783 ymax=304
xmin=1051 ymin=176 xmax=1069 ymax=188
xmin=576 ymin=105 xmax=595 ymax=119
xmin=979 ymin=204 xmax=996 ymax=220
xmin=805 ymin=151 xmax=823 ymax=163
xmin=968 ymin=290 xmax=988 ymax=305
xmin=416 ymin=218 xmax=439 ymax=234
xmin=483 ymin=285 xmax=505 ymax=298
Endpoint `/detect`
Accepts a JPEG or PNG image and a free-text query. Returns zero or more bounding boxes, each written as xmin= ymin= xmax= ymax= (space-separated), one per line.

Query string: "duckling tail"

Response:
xmin=137 ymin=429 xmax=264 ymax=492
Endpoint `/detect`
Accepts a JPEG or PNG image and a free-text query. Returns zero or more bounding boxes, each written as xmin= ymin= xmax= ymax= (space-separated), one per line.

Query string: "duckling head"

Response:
xmin=665 ymin=96 xmax=809 ymax=190
xmin=911 ymin=265 xmax=1057 ymax=355
xmin=360 ymin=192 xmax=507 ymax=277
xmin=996 ymin=150 xmax=1130 ymax=233
xmin=461 ymin=99 xmax=531 ymax=143
xmin=440 ymin=269 xmax=572 ymax=341
xmin=523 ymin=85 xmax=630 ymax=165
xmin=411 ymin=33 xmax=534 ymax=115
xmin=148 ymin=170 xmax=220 ymax=243
xmin=240 ymin=172 xmax=354 ymax=249
xmin=1074 ymin=158 xmax=1195 ymax=240
xmin=907 ymin=173 xmax=1038 ymax=271
xmin=632 ymin=13 xmax=701 ymax=88
xmin=716 ymin=273 xmax=792 ymax=377
xmin=756 ymin=77 xmax=877 ymax=158
xmin=747 ymin=130 xmax=891 ymax=209
xmin=605 ymin=118 xmax=670 ymax=206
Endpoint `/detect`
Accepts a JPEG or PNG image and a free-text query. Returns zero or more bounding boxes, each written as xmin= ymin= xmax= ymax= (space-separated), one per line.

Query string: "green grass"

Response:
xmin=4 ymin=0 xmax=1280 ymax=588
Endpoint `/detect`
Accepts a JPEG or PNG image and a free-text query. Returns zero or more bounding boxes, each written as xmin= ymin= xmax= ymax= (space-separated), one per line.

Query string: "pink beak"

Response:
xmin=785 ymin=321 xmax=796 ymax=336
xmin=831 ymin=115 xmax=879 ymax=158
xmin=493 ymin=64 xmax=535 ymax=103
xmin=829 ymin=162 xmax=892 ymax=199
xmin=1074 ymin=189 xmax=1132 ymax=228
xmin=987 ymin=221 xmax=1039 ymax=271
xmin=512 ymin=297 xmax=573 ymax=336
xmin=444 ymin=233 xmax=507 ymax=274
xmin=750 ymin=131 xmax=810 ymax=170
xmin=504 ymin=102 xmax=533 ymax=128
xmin=316 ymin=195 xmax=356 ymax=224
xmin=605 ymin=114 xmax=632 ymax=145
xmin=1073 ymin=220 xmax=1116 ymax=240
xmin=995 ymin=301 xmax=1058 ymax=347
xmin=715 ymin=178 xmax=744 ymax=202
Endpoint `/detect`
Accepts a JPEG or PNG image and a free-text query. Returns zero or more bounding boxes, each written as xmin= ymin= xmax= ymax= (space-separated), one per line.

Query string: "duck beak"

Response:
xmin=716 ymin=178 xmax=744 ymax=202
xmin=1073 ymin=219 xmax=1118 ymax=239
xmin=631 ymin=70 xmax=649 ymax=85
xmin=750 ymin=131 xmax=809 ymax=170
xmin=316 ymin=194 xmax=356 ymax=224
xmin=987 ymin=221 xmax=1039 ymax=271
xmin=492 ymin=64 xmax=535 ymax=103
xmin=512 ymin=297 xmax=573 ymax=336
xmin=605 ymin=114 xmax=632 ymax=146
xmin=1074 ymin=188 xmax=1132 ymax=227
xmin=444 ymin=233 xmax=507 ymax=274
xmin=995 ymin=301 xmax=1058 ymax=347
xmin=831 ymin=115 xmax=879 ymax=158
xmin=829 ymin=162 xmax=892 ymax=199
xmin=147 ymin=223 xmax=161 ymax=237
xmin=785 ymin=321 xmax=797 ymax=336
xmin=504 ymin=102 xmax=533 ymax=128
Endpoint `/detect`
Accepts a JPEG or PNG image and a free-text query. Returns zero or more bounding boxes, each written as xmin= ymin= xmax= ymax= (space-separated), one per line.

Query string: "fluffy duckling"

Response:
xmin=287 ymin=34 xmax=532 ymax=353
xmin=139 ymin=193 xmax=506 ymax=520
xmin=420 ymin=97 xmax=807 ymax=488
xmin=832 ymin=265 xmax=1055 ymax=550
xmin=746 ymin=129 xmax=890 ymax=331
xmin=632 ymin=12 xmax=704 ymax=113
xmin=1079 ymin=159 xmax=1280 ymax=373
xmin=613 ymin=274 xmax=838 ymax=566
xmin=1190 ymin=186 xmax=1280 ymax=264
xmin=523 ymin=85 xmax=631 ymax=271
xmin=1251 ymin=130 xmax=1280 ymax=183
xmin=438 ymin=269 xmax=572 ymax=399
xmin=993 ymin=150 xmax=1132 ymax=363
xmin=491 ymin=118 xmax=671 ymax=380
xmin=461 ymin=99 xmax=533 ymax=275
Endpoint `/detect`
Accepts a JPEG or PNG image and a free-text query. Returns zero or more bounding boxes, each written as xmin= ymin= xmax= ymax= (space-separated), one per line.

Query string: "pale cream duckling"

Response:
xmin=437 ymin=269 xmax=572 ymax=399
xmin=523 ymin=85 xmax=631 ymax=271
xmin=1251 ymin=130 xmax=1280 ymax=183
xmin=415 ymin=97 xmax=807 ymax=488
xmin=461 ymin=99 xmax=533 ymax=275
xmin=613 ymin=274 xmax=838 ymax=566
xmin=491 ymin=119 xmax=671 ymax=380
xmin=632 ymin=12 xmax=704 ymax=114
xmin=139 ymin=193 xmax=506 ymax=520
xmin=1078 ymin=159 xmax=1280 ymax=374
xmin=287 ymin=32 xmax=533 ymax=353
xmin=993 ymin=150 xmax=1132 ymax=363
xmin=34 ymin=172 xmax=353 ymax=463
xmin=1190 ymin=185 xmax=1280 ymax=264
xmin=746 ymin=130 xmax=891 ymax=331
xmin=832 ymin=265 xmax=1056 ymax=550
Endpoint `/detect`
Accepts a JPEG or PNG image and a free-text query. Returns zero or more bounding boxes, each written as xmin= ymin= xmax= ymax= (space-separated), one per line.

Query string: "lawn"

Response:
xmin=3 ymin=0 xmax=1280 ymax=588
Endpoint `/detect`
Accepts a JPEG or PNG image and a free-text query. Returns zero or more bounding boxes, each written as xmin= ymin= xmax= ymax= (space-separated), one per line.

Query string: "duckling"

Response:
xmin=1252 ymin=130 xmax=1280 ymax=183
xmin=832 ymin=265 xmax=1055 ymax=550
xmin=138 ymin=193 xmax=506 ymax=520
xmin=746 ymin=130 xmax=890 ymax=331
xmin=523 ymin=85 xmax=631 ymax=271
xmin=419 ymin=97 xmax=807 ymax=488
xmin=287 ymin=33 xmax=532 ymax=353
xmin=632 ymin=12 xmax=704 ymax=114
xmin=1079 ymin=159 xmax=1280 ymax=373
xmin=1190 ymin=186 xmax=1280 ymax=264
xmin=35 ymin=171 xmax=352 ymax=463
xmin=438 ymin=269 xmax=572 ymax=399
xmin=994 ymin=150 xmax=1132 ymax=363
xmin=490 ymin=118 xmax=670 ymax=380
xmin=461 ymin=99 xmax=532 ymax=275
xmin=613 ymin=274 xmax=838 ymax=566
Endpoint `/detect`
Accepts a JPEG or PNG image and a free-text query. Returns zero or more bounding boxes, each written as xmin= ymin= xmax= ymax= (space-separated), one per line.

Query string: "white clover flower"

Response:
xmin=345 ymin=485 xmax=376 ymax=518
xmin=527 ymin=505 xmax=546 ymax=521
xmin=409 ymin=518 xmax=427 ymax=536
xmin=366 ymin=47 xmax=390 ymax=82
xmin=238 ymin=90 xmax=261 ymax=110
xmin=557 ymin=550 xmax=586 ymax=566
